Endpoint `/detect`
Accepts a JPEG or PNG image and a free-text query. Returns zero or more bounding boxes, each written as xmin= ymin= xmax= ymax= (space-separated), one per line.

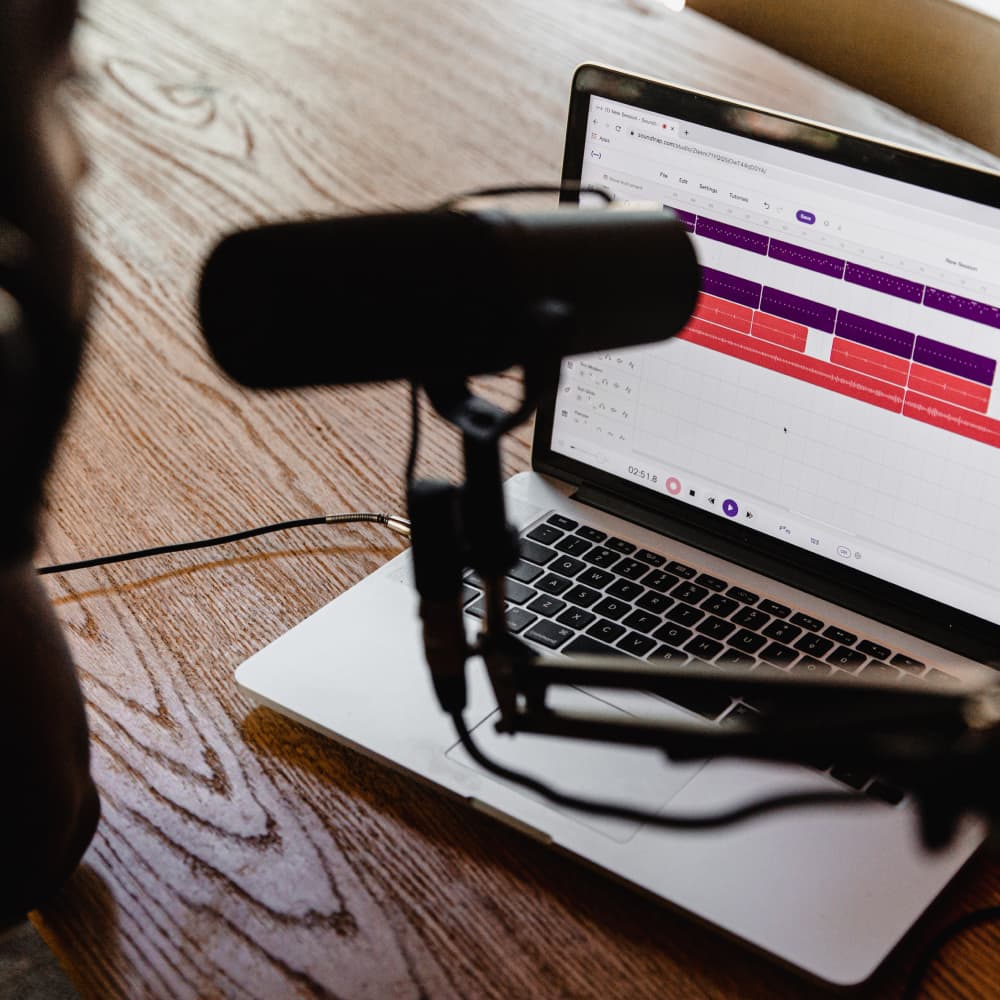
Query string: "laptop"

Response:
xmin=235 ymin=64 xmax=1000 ymax=986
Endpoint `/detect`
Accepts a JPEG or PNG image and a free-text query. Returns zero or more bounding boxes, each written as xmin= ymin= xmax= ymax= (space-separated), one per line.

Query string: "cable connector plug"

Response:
xmin=320 ymin=512 xmax=411 ymax=538
xmin=383 ymin=514 xmax=412 ymax=538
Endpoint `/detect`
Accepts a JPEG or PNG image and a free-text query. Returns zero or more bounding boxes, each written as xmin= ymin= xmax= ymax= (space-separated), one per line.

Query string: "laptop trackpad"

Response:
xmin=445 ymin=685 xmax=706 ymax=843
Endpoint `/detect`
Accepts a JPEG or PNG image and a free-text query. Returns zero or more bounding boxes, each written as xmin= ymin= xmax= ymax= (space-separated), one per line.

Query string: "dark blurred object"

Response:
xmin=199 ymin=200 xmax=698 ymax=387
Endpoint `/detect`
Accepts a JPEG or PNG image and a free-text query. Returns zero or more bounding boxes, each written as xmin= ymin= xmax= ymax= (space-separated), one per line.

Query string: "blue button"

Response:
xmin=796 ymin=210 xmax=816 ymax=224
xmin=722 ymin=499 xmax=739 ymax=518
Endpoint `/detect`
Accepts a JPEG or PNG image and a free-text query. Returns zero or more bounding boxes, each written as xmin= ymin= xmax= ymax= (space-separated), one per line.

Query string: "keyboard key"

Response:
xmin=823 ymin=626 xmax=858 ymax=646
xmin=727 ymin=629 xmax=768 ymax=655
xmin=613 ymin=557 xmax=649 ymax=580
xmin=466 ymin=598 xmax=491 ymax=619
xmin=759 ymin=642 xmax=798 ymax=666
xmin=462 ymin=584 xmax=478 ymax=606
xmin=593 ymin=597 xmax=631 ymax=620
xmin=751 ymin=663 xmax=786 ymax=679
xmin=525 ymin=620 xmax=574 ymax=649
xmin=551 ymin=555 xmax=586 ymax=577
xmin=857 ymin=640 xmax=891 ymax=660
xmin=790 ymin=656 xmax=832 ymax=677
xmin=575 ymin=525 xmax=607 ymax=543
xmin=508 ymin=559 xmax=544 ymax=584
xmin=606 ymin=537 xmax=636 ymax=554
xmin=648 ymin=645 xmax=690 ymax=664
xmin=826 ymin=646 xmax=867 ymax=670
xmin=740 ymin=664 xmax=786 ymax=708
xmin=697 ymin=616 xmax=736 ymax=640
xmin=790 ymin=612 xmax=824 ymax=632
xmin=663 ymin=683 xmax=732 ymax=720
xmin=666 ymin=603 xmax=704 ymax=626
xmin=555 ymin=535 xmax=591 ymax=557
xmin=607 ymin=578 xmax=644 ymax=601
xmin=535 ymin=573 xmax=572 ymax=596
xmin=635 ymin=549 xmax=666 ymax=566
xmin=636 ymin=591 xmax=672 ymax=614
xmin=830 ymin=766 xmax=870 ymax=791
xmin=617 ymin=632 xmax=657 ymax=657
xmin=858 ymin=662 xmax=900 ymax=683
xmin=622 ymin=609 xmax=661 ymax=633
xmin=695 ymin=573 xmax=728 ymax=592
xmin=587 ymin=619 xmax=627 ymax=644
xmin=577 ymin=568 xmax=615 ymax=590
xmin=666 ymin=560 xmax=697 ymax=579
xmin=506 ymin=607 xmax=537 ymax=634
xmin=794 ymin=634 xmax=834 ymax=657
xmin=641 ymin=569 xmax=679 ymax=592
xmin=528 ymin=523 xmax=563 ymax=544
xmin=721 ymin=702 xmax=760 ymax=726
xmin=684 ymin=635 xmax=723 ymax=660
xmin=731 ymin=607 xmax=770 ymax=631
xmin=726 ymin=586 xmax=759 ymax=605
xmin=503 ymin=579 xmax=537 ymax=605
xmin=866 ymin=780 xmax=904 ymax=806
xmin=702 ymin=594 xmax=738 ymax=618
xmin=520 ymin=539 xmax=557 ymax=566
xmin=831 ymin=667 xmax=860 ymax=683
xmin=671 ymin=582 xmax=709 ymax=604
xmin=582 ymin=546 xmax=620 ymax=569
xmin=716 ymin=649 xmax=757 ymax=669
xmin=653 ymin=622 xmax=693 ymax=647
xmin=547 ymin=514 xmax=577 ymax=531
xmin=565 ymin=585 xmax=602 ymax=608
xmin=527 ymin=594 xmax=566 ymax=618
xmin=762 ymin=620 xmax=802 ymax=643
xmin=564 ymin=634 xmax=616 ymax=656
xmin=759 ymin=599 xmax=791 ymax=618
xmin=891 ymin=653 xmax=925 ymax=672
xmin=925 ymin=668 xmax=959 ymax=684
xmin=557 ymin=606 xmax=596 ymax=630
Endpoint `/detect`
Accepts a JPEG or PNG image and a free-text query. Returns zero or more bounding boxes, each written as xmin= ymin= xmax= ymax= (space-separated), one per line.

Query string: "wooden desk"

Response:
xmin=34 ymin=0 xmax=1000 ymax=995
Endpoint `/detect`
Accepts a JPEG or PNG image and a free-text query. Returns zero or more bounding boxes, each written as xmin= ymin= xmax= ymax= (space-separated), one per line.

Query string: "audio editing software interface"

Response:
xmin=550 ymin=95 xmax=1000 ymax=624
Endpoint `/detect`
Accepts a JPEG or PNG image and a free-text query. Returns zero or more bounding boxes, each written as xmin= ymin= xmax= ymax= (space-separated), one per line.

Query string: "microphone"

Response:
xmin=198 ymin=205 xmax=699 ymax=388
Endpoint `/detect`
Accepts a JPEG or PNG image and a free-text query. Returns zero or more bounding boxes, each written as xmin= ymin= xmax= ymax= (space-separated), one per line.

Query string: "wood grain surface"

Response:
xmin=29 ymin=0 xmax=1000 ymax=996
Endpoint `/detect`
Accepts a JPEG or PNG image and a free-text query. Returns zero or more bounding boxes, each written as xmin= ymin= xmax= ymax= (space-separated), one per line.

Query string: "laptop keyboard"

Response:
xmin=461 ymin=511 xmax=960 ymax=807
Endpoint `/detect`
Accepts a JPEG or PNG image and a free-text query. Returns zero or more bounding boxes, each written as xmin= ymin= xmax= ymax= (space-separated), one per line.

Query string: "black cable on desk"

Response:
xmin=36 ymin=512 xmax=410 ymax=575
xmin=449 ymin=711 xmax=865 ymax=830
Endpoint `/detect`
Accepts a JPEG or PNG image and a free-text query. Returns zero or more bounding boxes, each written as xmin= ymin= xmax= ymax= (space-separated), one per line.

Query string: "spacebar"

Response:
xmin=562 ymin=635 xmax=732 ymax=720
xmin=563 ymin=634 xmax=618 ymax=656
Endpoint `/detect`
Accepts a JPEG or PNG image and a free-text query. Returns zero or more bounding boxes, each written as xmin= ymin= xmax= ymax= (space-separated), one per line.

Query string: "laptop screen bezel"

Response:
xmin=530 ymin=63 xmax=1000 ymax=665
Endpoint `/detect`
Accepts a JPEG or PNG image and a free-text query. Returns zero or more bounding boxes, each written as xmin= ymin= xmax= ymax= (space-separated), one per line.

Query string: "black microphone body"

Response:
xmin=198 ymin=206 xmax=699 ymax=388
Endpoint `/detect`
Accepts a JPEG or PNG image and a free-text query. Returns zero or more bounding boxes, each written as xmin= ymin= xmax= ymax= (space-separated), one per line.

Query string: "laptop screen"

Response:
xmin=539 ymin=66 xmax=1000 ymax=635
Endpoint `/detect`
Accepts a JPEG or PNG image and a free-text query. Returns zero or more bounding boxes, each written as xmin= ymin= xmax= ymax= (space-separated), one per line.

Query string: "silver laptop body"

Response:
xmin=237 ymin=66 xmax=1000 ymax=986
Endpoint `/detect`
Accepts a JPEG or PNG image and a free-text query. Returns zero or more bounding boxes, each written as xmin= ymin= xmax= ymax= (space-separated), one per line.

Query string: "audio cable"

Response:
xmin=36 ymin=512 xmax=411 ymax=575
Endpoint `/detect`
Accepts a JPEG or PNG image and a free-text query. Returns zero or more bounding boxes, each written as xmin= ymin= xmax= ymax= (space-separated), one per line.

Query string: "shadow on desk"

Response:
xmin=44 ymin=543 xmax=402 ymax=609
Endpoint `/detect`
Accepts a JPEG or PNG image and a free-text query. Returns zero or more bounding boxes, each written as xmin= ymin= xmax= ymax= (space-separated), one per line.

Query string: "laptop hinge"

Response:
xmin=572 ymin=482 xmax=793 ymax=582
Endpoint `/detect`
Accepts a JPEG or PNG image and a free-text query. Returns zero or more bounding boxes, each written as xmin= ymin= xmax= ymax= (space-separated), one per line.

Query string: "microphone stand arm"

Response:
xmin=499 ymin=648 xmax=1000 ymax=847
xmin=406 ymin=303 xmax=1000 ymax=849
xmin=409 ymin=302 xmax=567 ymax=721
